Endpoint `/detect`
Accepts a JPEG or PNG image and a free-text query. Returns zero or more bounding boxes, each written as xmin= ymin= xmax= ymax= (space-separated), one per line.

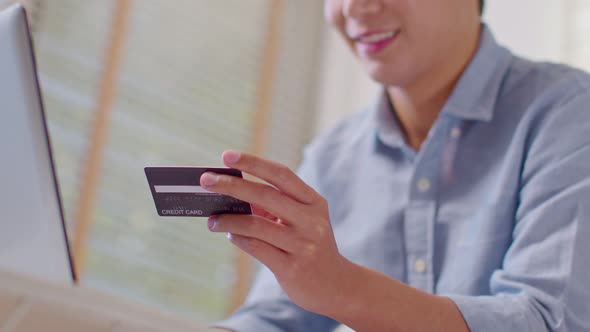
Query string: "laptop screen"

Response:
xmin=0 ymin=4 xmax=75 ymax=284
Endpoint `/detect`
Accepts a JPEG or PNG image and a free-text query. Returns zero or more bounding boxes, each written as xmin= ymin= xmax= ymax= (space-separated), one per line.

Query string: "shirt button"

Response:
xmin=415 ymin=259 xmax=427 ymax=273
xmin=417 ymin=178 xmax=431 ymax=193
xmin=451 ymin=127 xmax=462 ymax=139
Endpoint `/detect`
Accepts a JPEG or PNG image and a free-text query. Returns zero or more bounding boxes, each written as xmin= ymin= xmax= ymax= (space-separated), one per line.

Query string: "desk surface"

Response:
xmin=0 ymin=270 xmax=204 ymax=332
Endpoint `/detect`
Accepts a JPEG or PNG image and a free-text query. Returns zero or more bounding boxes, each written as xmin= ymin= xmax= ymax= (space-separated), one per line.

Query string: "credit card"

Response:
xmin=145 ymin=167 xmax=252 ymax=217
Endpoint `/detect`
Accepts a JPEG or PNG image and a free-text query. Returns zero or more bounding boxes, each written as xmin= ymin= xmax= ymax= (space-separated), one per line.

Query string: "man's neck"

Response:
xmin=387 ymin=25 xmax=482 ymax=152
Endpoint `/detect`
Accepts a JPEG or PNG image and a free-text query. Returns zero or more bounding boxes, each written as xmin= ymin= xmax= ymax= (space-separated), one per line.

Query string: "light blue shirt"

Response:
xmin=215 ymin=26 xmax=590 ymax=331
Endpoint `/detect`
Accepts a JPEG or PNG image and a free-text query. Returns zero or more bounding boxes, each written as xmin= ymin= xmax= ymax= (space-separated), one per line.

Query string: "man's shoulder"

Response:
xmin=505 ymin=56 xmax=590 ymax=108
xmin=503 ymin=57 xmax=590 ymax=162
xmin=304 ymin=108 xmax=374 ymax=159
xmin=298 ymin=108 xmax=374 ymax=199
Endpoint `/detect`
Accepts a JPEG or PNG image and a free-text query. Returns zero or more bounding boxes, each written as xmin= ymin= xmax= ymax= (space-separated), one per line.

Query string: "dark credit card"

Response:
xmin=145 ymin=167 xmax=252 ymax=217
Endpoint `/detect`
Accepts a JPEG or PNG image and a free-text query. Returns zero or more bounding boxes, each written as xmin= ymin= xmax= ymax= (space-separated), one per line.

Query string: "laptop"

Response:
xmin=0 ymin=6 xmax=211 ymax=331
xmin=0 ymin=4 xmax=76 ymax=284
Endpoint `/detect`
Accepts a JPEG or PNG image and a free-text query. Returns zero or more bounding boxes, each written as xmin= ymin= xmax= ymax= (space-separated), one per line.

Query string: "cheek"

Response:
xmin=325 ymin=0 xmax=352 ymax=52
xmin=324 ymin=0 xmax=343 ymax=29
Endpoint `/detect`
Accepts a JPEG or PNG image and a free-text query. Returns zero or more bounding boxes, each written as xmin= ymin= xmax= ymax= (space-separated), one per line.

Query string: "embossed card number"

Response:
xmin=145 ymin=167 xmax=252 ymax=217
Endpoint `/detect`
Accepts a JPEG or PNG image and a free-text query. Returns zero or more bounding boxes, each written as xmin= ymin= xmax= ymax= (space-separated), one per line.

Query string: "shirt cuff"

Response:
xmin=446 ymin=294 xmax=545 ymax=332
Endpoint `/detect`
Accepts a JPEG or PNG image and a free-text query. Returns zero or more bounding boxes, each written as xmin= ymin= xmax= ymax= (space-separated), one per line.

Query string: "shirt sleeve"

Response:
xmin=211 ymin=146 xmax=340 ymax=332
xmin=447 ymin=90 xmax=590 ymax=331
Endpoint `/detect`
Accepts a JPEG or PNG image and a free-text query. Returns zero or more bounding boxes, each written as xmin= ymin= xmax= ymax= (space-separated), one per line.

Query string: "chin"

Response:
xmin=364 ymin=63 xmax=405 ymax=87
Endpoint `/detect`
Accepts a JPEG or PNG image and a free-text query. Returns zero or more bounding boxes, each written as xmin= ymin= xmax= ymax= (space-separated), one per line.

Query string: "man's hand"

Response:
xmin=201 ymin=151 xmax=470 ymax=332
xmin=200 ymin=150 xmax=351 ymax=315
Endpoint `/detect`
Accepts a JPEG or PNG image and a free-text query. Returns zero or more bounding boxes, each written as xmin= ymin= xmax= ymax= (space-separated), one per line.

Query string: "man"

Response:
xmin=207 ymin=0 xmax=590 ymax=331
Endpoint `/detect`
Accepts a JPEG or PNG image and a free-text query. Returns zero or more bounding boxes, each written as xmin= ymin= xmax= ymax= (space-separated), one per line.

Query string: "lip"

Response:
xmin=352 ymin=30 xmax=395 ymax=40
xmin=351 ymin=29 xmax=400 ymax=56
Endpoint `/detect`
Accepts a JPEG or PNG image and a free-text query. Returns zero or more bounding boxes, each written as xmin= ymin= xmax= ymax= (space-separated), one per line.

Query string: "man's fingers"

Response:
xmin=251 ymin=204 xmax=280 ymax=222
xmin=226 ymin=233 xmax=288 ymax=272
xmin=221 ymin=150 xmax=318 ymax=205
xmin=209 ymin=214 xmax=297 ymax=253
xmin=201 ymin=172 xmax=308 ymax=224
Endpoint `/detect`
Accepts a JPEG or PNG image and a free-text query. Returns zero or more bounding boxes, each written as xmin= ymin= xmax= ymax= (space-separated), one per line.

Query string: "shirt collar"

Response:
xmin=373 ymin=25 xmax=513 ymax=148
xmin=374 ymin=90 xmax=405 ymax=148
xmin=441 ymin=24 xmax=513 ymax=121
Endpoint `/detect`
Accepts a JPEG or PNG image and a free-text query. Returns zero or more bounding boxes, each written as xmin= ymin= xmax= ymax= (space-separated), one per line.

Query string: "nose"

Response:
xmin=342 ymin=0 xmax=382 ymax=17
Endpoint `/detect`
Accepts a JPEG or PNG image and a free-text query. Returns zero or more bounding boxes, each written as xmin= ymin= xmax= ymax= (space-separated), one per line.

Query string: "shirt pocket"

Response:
xmin=436 ymin=202 xmax=514 ymax=247
xmin=435 ymin=203 xmax=514 ymax=294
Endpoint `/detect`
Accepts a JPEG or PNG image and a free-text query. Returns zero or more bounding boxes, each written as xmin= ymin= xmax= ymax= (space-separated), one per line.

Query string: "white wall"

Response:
xmin=314 ymin=0 xmax=568 ymax=133
xmin=484 ymin=0 xmax=566 ymax=62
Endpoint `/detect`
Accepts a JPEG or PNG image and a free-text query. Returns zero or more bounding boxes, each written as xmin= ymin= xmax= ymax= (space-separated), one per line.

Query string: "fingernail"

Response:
xmin=201 ymin=173 xmax=218 ymax=187
xmin=223 ymin=150 xmax=241 ymax=165
xmin=226 ymin=233 xmax=233 ymax=240
xmin=208 ymin=217 xmax=218 ymax=231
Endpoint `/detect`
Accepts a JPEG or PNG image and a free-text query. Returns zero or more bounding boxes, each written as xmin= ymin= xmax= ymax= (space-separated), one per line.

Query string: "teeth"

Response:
xmin=359 ymin=31 xmax=396 ymax=43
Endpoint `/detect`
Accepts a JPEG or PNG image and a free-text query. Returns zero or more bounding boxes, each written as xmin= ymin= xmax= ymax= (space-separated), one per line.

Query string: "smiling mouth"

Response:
xmin=352 ymin=30 xmax=400 ymax=56
xmin=355 ymin=31 xmax=398 ymax=44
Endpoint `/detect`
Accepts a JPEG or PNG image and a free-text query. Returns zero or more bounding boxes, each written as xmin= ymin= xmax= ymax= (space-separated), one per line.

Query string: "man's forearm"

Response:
xmin=322 ymin=261 xmax=469 ymax=332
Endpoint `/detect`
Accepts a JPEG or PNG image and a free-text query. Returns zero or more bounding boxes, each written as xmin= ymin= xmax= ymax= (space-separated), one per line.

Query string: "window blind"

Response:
xmin=33 ymin=0 xmax=323 ymax=323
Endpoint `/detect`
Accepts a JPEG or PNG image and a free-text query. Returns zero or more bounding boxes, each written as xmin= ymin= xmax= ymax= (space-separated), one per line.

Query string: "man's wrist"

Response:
xmin=317 ymin=257 xmax=366 ymax=320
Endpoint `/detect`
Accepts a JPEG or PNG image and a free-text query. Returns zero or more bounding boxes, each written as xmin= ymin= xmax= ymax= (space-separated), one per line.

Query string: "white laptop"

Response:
xmin=0 ymin=4 xmax=75 ymax=284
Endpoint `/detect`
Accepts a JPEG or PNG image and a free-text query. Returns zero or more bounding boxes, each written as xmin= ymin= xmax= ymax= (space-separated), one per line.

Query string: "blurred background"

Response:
xmin=0 ymin=0 xmax=589 ymax=326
